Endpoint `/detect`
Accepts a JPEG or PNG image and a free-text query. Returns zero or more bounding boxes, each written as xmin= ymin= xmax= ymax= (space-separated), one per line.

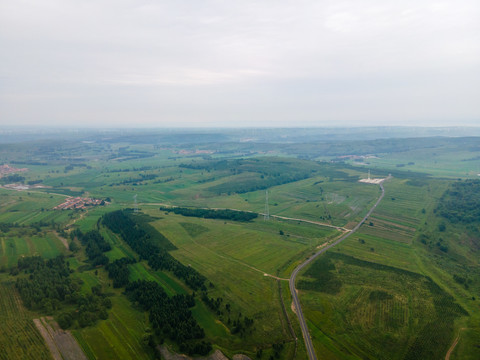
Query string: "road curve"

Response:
xmin=289 ymin=182 xmax=386 ymax=360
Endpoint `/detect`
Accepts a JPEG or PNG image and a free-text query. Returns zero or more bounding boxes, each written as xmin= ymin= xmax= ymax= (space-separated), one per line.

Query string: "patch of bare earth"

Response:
xmin=158 ymin=346 xmax=252 ymax=360
xmin=53 ymin=231 xmax=69 ymax=249
xmin=34 ymin=317 xmax=88 ymax=360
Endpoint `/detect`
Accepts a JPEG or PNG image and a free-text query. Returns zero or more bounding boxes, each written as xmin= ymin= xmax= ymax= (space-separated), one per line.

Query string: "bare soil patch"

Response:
xmin=53 ymin=231 xmax=69 ymax=249
xmin=34 ymin=317 xmax=87 ymax=360
xmin=158 ymin=346 xmax=252 ymax=360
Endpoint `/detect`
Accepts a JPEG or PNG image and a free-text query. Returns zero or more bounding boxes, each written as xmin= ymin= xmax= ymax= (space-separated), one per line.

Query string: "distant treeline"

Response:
xmin=0 ymin=220 xmax=56 ymax=234
xmin=14 ymin=256 xmax=111 ymax=328
xmin=0 ymin=174 xmax=25 ymax=184
xmin=102 ymin=210 xmax=206 ymax=291
xmin=109 ymin=173 xmax=158 ymax=186
xmin=10 ymin=160 xmax=47 ymax=166
xmin=107 ymin=166 xmax=155 ymax=172
xmin=209 ymin=172 xmax=311 ymax=194
xmin=436 ymin=180 xmax=480 ymax=224
xmin=161 ymin=206 xmax=258 ymax=222
xmin=108 ymin=147 xmax=155 ymax=162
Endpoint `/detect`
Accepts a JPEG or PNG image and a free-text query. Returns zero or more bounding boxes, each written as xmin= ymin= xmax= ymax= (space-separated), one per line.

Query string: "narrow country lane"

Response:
xmin=289 ymin=181 xmax=387 ymax=360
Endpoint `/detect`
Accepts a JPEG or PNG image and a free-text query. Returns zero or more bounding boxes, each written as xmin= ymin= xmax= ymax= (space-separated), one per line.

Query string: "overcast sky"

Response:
xmin=1 ymin=0 xmax=479 ymax=128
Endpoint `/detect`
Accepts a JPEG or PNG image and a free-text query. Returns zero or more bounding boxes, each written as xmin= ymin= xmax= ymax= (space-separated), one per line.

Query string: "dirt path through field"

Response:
xmin=53 ymin=231 xmax=69 ymax=249
xmin=445 ymin=328 xmax=466 ymax=360
xmin=33 ymin=318 xmax=63 ymax=360
xmin=34 ymin=317 xmax=88 ymax=360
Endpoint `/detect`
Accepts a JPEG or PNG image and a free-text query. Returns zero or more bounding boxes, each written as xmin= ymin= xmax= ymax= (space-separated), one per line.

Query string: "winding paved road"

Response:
xmin=289 ymin=181 xmax=387 ymax=360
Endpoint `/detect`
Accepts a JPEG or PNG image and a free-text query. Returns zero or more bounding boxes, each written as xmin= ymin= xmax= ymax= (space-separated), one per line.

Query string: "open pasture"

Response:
xmin=350 ymin=139 xmax=480 ymax=179
xmin=299 ymin=252 xmax=467 ymax=360
xmin=0 ymin=231 xmax=66 ymax=268
xmin=0 ymin=189 xmax=72 ymax=224
xmin=151 ymin=168 xmax=380 ymax=229
xmin=144 ymin=210 xmax=317 ymax=349
xmin=73 ymin=295 xmax=153 ymax=360
xmin=147 ymin=211 xmax=334 ymax=276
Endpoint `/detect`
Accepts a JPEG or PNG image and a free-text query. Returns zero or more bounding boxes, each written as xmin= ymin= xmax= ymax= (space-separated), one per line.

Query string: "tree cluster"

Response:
xmin=72 ymin=229 xmax=111 ymax=266
xmin=0 ymin=174 xmax=25 ymax=184
xmin=202 ymin=294 xmax=223 ymax=313
xmin=109 ymin=173 xmax=158 ymax=186
xmin=436 ymin=180 xmax=480 ymax=224
xmin=106 ymin=257 xmax=135 ymax=288
xmin=200 ymin=292 xmax=254 ymax=336
xmin=125 ymin=280 xmax=211 ymax=355
xmin=230 ymin=314 xmax=254 ymax=335
xmin=160 ymin=206 xmax=257 ymax=222
xmin=102 ymin=210 xmax=206 ymax=291
xmin=14 ymin=256 xmax=111 ymax=328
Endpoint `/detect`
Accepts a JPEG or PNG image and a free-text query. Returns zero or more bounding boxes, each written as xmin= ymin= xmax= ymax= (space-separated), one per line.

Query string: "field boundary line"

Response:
xmin=185 ymin=230 xmax=290 ymax=281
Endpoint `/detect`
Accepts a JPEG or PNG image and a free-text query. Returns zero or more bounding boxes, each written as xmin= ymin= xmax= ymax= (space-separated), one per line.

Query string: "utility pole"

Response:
xmin=134 ymin=194 xmax=138 ymax=214
xmin=264 ymin=190 xmax=270 ymax=221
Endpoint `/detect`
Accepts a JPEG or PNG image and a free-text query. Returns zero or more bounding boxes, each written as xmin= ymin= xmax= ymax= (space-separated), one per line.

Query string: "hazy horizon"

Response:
xmin=1 ymin=0 xmax=479 ymax=128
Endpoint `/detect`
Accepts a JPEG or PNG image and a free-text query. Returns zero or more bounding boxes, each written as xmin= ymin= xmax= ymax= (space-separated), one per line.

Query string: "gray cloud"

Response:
xmin=1 ymin=0 xmax=479 ymax=127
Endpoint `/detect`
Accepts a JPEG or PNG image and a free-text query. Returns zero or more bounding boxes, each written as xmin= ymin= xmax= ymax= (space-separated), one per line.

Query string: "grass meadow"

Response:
xmin=2 ymin=137 xmax=480 ymax=359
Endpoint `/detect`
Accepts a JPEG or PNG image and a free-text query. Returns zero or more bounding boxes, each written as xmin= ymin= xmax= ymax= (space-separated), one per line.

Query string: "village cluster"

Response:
xmin=54 ymin=197 xmax=104 ymax=210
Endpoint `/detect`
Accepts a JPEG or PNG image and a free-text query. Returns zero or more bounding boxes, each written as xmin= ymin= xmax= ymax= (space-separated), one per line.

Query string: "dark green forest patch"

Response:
xmin=436 ymin=179 xmax=480 ymax=224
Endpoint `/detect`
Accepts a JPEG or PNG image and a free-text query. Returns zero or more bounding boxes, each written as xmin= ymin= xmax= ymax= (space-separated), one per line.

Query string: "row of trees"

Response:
xmin=102 ymin=210 xmax=207 ymax=291
xmin=208 ymin=172 xmax=310 ymax=195
xmin=160 ymin=206 xmax=258 ymax=222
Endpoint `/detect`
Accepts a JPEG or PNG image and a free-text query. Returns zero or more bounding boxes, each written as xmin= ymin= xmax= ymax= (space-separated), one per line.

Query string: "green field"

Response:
xmin=0 ymin=280 xmax=51 ymax=360
xmin=296 ymin=176 xmax=480 ymax=359
xmin=298 ymin=252 xmax=468 ymax=359
xmin=74 ymin=295 xmax=153 ymax=360
xmin=1 ymin=130 xmax=480 ymax=359
xmin=0 ymin=230 xmax=67 ymax=269
xmin=142 ymin=210 xmax=334 ymax=355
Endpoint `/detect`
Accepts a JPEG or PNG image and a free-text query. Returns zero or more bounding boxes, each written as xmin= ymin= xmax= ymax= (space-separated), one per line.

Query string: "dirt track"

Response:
xmin=445 ymin=328 xmax=466 ymax=360
xmin=34 ymin=317 xmax=87 ymax=360
xmin=53 ymin=231 xmax=69 ymax=249
xmin=158 ymin=346 xmax=252 ymax=360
